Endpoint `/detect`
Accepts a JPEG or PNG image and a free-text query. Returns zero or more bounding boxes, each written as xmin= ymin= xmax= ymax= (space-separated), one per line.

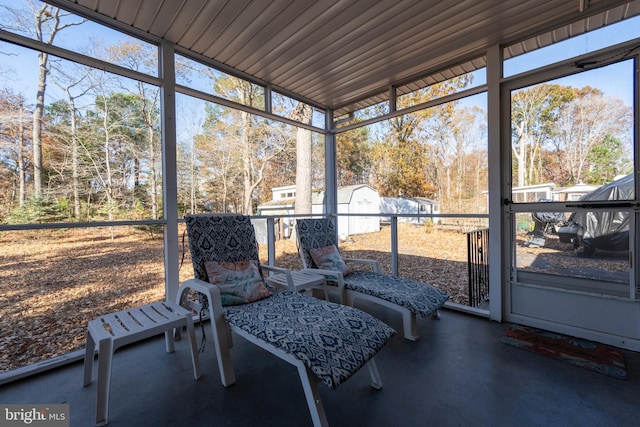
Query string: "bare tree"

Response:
xmin=0 ymin=2 xmax=85 ymax=196
xmin=0 ymin=90 xmax=31 ymax=207
xmin=200 ymin=77 xmax=287 ymax=215
xmin=106 ymin=42 xmax=161 ymax=218
xmin=176 ymin=99 xmax=205 ymax=214
xmin=511 ymin=83 xmax=575 ymax=187
xmin=552 ymin=89 xmax=631 ymax=184
xmin=51 ymin=62 xmax=93 ymax=219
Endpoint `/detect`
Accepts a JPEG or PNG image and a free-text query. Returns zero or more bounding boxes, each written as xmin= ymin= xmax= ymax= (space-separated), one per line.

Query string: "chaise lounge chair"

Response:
xmin=296 ymin=218 xmax=449 ymax=341
xmin=176 ymin=214 xmax=396 ymax=427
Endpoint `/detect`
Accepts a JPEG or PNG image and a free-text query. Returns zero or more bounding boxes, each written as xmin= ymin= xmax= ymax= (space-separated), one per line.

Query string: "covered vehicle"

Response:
xmin=559 ymin=174 xmax=633 ymax=257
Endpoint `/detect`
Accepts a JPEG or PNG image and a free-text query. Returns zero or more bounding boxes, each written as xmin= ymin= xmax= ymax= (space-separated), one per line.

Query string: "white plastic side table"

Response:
xmin=266 ymin=270 xmax=328 ymax=300
xmin=83 ymin=301 xmax=201 ymax=426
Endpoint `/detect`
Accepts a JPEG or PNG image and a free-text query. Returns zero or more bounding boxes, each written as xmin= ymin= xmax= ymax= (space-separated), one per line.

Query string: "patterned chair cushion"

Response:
xmin=185 ymin=215 xmax=263 ymax=282
xmin=342 ymin=271 xmax=449 ymax=318
xmin=204 ymin=260 xmax=272 ymax=306
xmin=296 ymin=218 xmax=449 ymax=318
xmin=297 ymin=218 xmax=338 ymax=270
xmin=308 ymin=244 xmax=352 ymax=277
xmin=224 ymin=289 xmax=396 ymax=389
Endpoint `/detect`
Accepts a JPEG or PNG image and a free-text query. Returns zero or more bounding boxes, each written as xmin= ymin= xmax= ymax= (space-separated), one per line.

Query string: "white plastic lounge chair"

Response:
xmin=176 ymin=214 xmax=396 ymax=427
xmin=296 ymin=218 xmax=449 ymax=341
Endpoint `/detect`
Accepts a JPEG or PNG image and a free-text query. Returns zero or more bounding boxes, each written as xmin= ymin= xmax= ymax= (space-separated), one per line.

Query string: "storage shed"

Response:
xmin=312 ymin=185 xmax=380 ymax=237
xmin=258 ymin=184 xmax=380 ymax=238
xmin=380 ymin=197 xmax=441 ymax=224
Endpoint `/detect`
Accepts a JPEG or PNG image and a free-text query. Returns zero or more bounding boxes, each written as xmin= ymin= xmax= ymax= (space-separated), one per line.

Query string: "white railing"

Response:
xmin=257 ymin=212 xmax=488 ymax=277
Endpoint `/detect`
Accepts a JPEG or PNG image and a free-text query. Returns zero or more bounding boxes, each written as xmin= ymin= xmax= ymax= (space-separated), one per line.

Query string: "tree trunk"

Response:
xmin=295 ymin=104 xmax=313 ymax=215
xmin=32 ymin=50 xmax=48 ymax=196
xmin=69 ymin=97 xmax=80 ymax=218
xmin=148 ymin=120 xmax=158 ymax=219
xmin=512 ymin=121 xmax=527 ymax=187
xmin=30 ymin=5 xmax=86 ymax=197
xmin=102 ymin=103 xmax=114 ymax=223
xmin=242 ymin=111 xmax=253 ymax=215
xmin=18 ymin=107 xmax=26 ymax=207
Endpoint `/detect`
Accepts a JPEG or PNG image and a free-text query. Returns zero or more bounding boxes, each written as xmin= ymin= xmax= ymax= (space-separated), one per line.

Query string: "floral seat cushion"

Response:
xmin=224 ymin=289 xmax=396 ymax=389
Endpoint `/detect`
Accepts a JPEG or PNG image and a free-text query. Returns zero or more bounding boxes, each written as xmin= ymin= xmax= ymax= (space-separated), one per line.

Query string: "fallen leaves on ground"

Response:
xmin=1 ymin=223 xmax=625 ymax=373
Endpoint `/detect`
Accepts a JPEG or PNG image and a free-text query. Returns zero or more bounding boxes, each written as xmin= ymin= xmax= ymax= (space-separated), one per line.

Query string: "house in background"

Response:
xmin=380 ymin=197 xmax=441 ymax=224
xmin=511 ymin=183 xmax=556 ymax=203
xmin=256 ymin=185 xmax=297 ymax=242
xmin=500 ymin=181 xmax=599 ymax=203
xmin=553 ymin=183 xmax=599 ymax=201
xmin=257 ymin=185 xmax=298 ymax=223
xmin=258 ymin=184 xmax=380 ymax=239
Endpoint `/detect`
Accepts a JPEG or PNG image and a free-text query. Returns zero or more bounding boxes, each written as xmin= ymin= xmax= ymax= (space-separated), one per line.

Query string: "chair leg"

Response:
xmin=199 ymin=287 xmax=236 ymax=387
xmin=164 ymin=330 xmax=175 ymax=353
xmin=366 ymin=357 xmax=383 ymax=390
xmin=183 ymin=315 xmax=202 ymax=380
xmin=402 ymin=311 xmax=420 ymax=341
xmin=297 ymin=364 xmax=329 ymax=427
xmin=208 ymin=311 xmax=235 ymax=386
xmin=345 ymin=291 xmax=356 ymax=307
xmin=83 ymin=330 xmax=96 ymax=387
xmin=95 ymin=338 xmax=114 ymax=426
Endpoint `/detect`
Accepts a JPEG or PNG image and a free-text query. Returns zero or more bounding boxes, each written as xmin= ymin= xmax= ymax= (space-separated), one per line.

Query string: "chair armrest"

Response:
xmin=177 ymin=278 xmax=224 ymax=317
xmin=343 ymin=258 xmax=380 ymax=273
xmin=261 ymin=265 xmax=295 ymax=291
xmin=177 ymin=278 xmax=230 ymax=347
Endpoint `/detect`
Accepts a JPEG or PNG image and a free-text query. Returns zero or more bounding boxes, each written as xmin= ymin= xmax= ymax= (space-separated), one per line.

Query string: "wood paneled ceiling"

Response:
xmin=57 ymin=0 xmax=640 ymax=116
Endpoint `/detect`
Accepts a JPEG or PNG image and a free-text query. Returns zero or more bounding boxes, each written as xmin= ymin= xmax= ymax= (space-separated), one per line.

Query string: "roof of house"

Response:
xmin=313 ymin=184 xmax=379 ymax=205
xmin=382 ymin=196 xmax=439 ymax=204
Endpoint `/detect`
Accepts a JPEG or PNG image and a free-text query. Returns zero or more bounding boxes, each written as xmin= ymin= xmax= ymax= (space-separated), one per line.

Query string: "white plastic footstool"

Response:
xmin=83 ymin=301 xmax=201 ymax=426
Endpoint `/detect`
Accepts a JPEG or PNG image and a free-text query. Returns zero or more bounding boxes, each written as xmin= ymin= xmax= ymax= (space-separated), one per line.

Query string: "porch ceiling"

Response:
xmin=61 ymin=0 xmax=640 ymax=116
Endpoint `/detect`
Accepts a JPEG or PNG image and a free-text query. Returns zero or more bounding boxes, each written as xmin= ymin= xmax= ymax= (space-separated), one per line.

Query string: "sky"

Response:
xmin=504 ymin=15 xmax=640 ymax=107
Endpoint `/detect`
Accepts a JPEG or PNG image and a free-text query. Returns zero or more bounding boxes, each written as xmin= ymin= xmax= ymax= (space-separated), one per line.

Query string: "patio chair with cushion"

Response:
xmin=296 ymin=218 xmax=449 ymax=341
xmin=176 ymin=214 xmax=396 ymax=427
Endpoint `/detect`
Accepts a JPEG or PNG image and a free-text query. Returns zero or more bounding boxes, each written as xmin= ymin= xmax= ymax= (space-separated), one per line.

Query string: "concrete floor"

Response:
xmin=2 ymin=306 xmax=640 ymax=427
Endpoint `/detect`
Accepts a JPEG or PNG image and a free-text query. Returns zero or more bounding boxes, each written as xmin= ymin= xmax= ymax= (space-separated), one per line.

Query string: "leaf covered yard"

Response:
xmin=0 ymin=223 xmax=471 ymax=373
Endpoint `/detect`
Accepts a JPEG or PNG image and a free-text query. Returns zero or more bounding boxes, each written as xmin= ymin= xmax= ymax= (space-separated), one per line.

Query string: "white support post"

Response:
xmin=160 ymin=41 xmax=180 ymax=303
xmin=325 ymin=110 xmax=338 ymax=218
xmin=486 ymin=44 xmax=504 ymax=322
xmin=267 ymin=216 xmax=276 ymax=267
xmin=391 ymin=216 xmax=399 ymax=276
